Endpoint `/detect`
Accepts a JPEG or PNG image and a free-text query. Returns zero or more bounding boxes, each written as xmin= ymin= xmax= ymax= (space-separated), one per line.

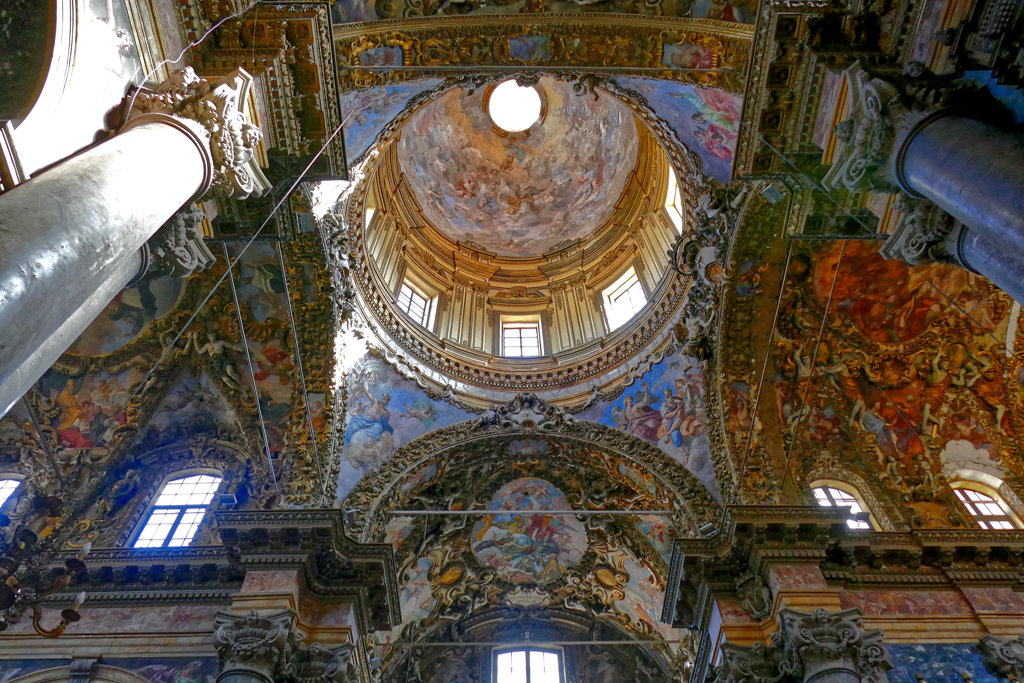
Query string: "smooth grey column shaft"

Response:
xmin=0 ymin=116 xmax=211 ymax=391
xmin=0 ymin=251 xmax=142 ymax=416
xmin=900 ymin=115 xmax=1024 ymax=254
xmin=957 ymin=229 xmax=1024 ymax=303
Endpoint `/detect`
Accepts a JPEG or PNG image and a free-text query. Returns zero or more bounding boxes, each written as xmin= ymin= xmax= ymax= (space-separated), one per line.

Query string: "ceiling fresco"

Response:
xmin=329 ymin=0 xmax=755 ymax=23
xmin=396 ymin=77 xmax=640 ymax=256
xmin=347 ymin=429 xmax=706 ymax=672
xmin=1 ymin=232 xmax=336 ymax=510
xmin=771 ymin=239 xmax=1023 ymax=529
xmin=612 ymin=78 xmax=743 ymax=183
xmin=340 ymin=79 xmax=445 ymax=167
xmin=579 ymin=347 xmax=720 ymax=499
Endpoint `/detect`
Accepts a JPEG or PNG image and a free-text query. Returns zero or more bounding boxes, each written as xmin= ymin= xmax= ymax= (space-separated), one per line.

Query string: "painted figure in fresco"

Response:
xmin=399 ymin=399 xmax=437 ymax=428
xmin=190 ymin=331 xmax=247 ymax=394
xmin=693 ymin=123 xmax=737 ymax=160
xmin=135 ymin=661 xmax=210 ymax=683
xmin=343 ymin=361 xmax=397 ymax=466
xmin=668 ymin=43 xmax=715 ymax=70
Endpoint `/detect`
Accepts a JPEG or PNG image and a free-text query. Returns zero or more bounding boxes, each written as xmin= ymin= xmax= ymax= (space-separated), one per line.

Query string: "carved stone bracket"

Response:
xmin=978 ymin=632 xmax=1024 ymax=682
xmin=282 ymin=642 xmax=357 ymax=683
xmin=143 ymin=203 xmax=218 ymax=278
xmin=878 ymin=194 xmax=966 ymax=268
xmin=213 ymin=609 xmax=298 ymax=683
xmin=716 ymin=607 xmax=892 ymax=683
xmin=126 ymin=67 xmax=271 ymax=200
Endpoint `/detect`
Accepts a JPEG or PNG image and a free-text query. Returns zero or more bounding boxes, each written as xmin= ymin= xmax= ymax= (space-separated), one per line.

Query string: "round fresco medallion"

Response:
xmin=471 ymin=477 xmax=588 ymax=585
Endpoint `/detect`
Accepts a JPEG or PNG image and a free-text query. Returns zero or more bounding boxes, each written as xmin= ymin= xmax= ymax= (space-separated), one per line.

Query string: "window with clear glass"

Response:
xmin=502 ymin=320 xmax=542 ymax=358
xmin=603 ymin=267 xmax=648 ymax=332
xmin=0 ymin=479 xmax=20 ymax=508
xmin=495 ymin=648 xmax=563 ymax=683
xmin=812 ymin=485 xmax=872 ymax=530
xmin=664 ymin=165 xmax=684 ymax=233
xmin=397 ymin=282 xmax=430 ymax=327
xmin=134 ymin=475 xmax=222 ymax=548
xmin=955 ymin=487 xmax=1019 ymax=530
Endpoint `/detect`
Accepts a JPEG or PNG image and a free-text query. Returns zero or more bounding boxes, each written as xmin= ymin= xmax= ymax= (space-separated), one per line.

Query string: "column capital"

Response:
xmin=213 ymin=609 xmax=299 ymax=683
xmin=282 ymin=642 xmax=357 ymax=683
xmin=143 ymin=203 xmax=218 ymax=279
xmin=978 ymin=632 xmax=1024 ymax=682
xmin=878 ymin=194 xmax=962 ymax=268
xmin=822 ymin=61 xmax=977 ymax=196
xmin=716 ymin=608 xmax=892 ymax=683
xmin=125 ymin=67 xmax=270 ymax=200
xmin=779 ymin=607 xmax=892 ymax=683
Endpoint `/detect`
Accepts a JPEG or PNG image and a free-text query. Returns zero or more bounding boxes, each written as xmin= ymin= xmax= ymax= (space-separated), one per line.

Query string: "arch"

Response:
xmin=344 ymin=416 xmax=721 ymax=544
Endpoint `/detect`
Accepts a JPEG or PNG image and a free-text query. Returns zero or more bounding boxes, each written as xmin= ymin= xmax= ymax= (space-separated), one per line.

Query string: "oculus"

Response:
xmin=488 ymin=80 xmax=542 ymax=133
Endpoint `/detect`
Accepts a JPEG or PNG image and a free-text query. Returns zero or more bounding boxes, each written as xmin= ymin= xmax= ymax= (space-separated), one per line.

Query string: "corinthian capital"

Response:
xmin=823 ymin=61 xmax=977 ymax=195
xmin=214 ymin=609 xmax=298 ymax=683
xmin=126 ymin=67 xmax=271 ymax=199
xmin=145 ymin=203 xmax=218 ymax=278
xmin=878 ymin=194 xmax=962 ymax=267
xmin=978 ymin=633 xmax=1024 ymax=682
xmin=779 ymin=607 xmax=892 ymax=683
xmin=283 ymin=642 xmax=357 ymax=683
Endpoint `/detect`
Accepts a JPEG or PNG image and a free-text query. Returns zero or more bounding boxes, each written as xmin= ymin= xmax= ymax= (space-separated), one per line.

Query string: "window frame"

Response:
xmin=397 ymin=281 xmax=433 ymax=328
xmin=500 ymin=315 xmax=543 ymax=358
xmin=663 ymin=165 xmax=684 ymax=234
xmin=492 ymin=646 xmax=565 ymax=683
xmin=951 ymin=481 xmax=1022 ymax=530
xmin=602 ymin=266 xmax=648 ymax=333
xmin=809 ymin=480 xmax=878 ymax=530
xmin=131 ymin=470 xmax=223 ymax=549
xmin=0 ymin=475 xmax=24 ymax=511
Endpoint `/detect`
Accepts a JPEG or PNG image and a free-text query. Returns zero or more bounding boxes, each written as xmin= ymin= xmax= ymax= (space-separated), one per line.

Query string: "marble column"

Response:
xmin=824 ymin=62 xmax=1024 ymax=302
xmin=0 ymin=67 xmax=268 ymax=417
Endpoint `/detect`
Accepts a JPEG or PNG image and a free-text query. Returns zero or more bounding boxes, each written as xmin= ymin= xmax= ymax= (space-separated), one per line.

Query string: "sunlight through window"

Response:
xmin=812 ymin=485 xmax=872 ymax=530
xmin=398 ymin=282 xmax=430 ymax=327
xmin=135 ymin=475 xmax=221 ymax=548
xmin=664 ymin=165 xmax=684 ymax=233
xmin=495 ymin=649 xmax=562 ymax=683
xmin=0 ymin=479 xmax=20 ymax=509
xmin=489 ymin=80 xmax=542 ymax=133
xmin=603 ymin=267 xmax=648 ymax=332
xmin=955 ymin=487 xmax=1019 ymax=530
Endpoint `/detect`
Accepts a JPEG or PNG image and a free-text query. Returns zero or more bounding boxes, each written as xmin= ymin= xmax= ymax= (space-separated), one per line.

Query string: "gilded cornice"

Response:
xmin=334 ymin=15 xmax=752 ymax=92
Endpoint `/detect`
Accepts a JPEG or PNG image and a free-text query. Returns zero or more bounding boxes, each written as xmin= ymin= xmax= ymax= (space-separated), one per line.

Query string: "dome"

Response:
xmin=396 ymin=77 xmax=640 ymax=257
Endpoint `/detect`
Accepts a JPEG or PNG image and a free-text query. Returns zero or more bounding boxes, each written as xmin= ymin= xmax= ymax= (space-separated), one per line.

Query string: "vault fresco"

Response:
xmin=613 ymin=78 xmax=742 ymax=182
xmin=773 ymin=239 xmax=1021 ymax=528
xmin=337 ymin=354 xmax=474 ymax=502
xmin=579 ymin=347 xmax=720 ymax=499
xmin=340 ymin=79 xmax=444 ymax=166
xmin=471 ymin=477 xmax=588 ymax=584
xmin=396 ymin=77 xmax=640 ymax=256
xmin=67 ymin=276 xmax=184 ymax=356
xmin=330 ymin=0 xmax=755 ymax=23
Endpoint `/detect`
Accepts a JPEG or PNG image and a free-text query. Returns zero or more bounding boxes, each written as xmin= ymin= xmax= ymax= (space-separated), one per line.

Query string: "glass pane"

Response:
xmin=167 ymin=508 xmax=208 ymax=547
xmin=530 ymin=651 xmax=561 ymax=683
xmin=134 ymin=509 xmax=181 ymax=548
xmin=155 ymin=475 xmax=221 ymax=507
xmin=812 ymin=488 xmax=831 ymax=505
xmin=0 ymin=479 xmax=19 ymax=508
xmin=497 ymin=651 xmax=527 ymax=683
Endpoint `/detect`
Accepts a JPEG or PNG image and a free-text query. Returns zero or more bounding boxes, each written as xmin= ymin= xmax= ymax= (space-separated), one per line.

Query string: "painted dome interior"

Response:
xmin=396 ymin=77 xmax=641 ymax=257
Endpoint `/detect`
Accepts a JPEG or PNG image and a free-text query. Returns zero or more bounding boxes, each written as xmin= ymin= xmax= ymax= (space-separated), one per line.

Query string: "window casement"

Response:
xmin=397 ymin=281 xmax=433 ymax=328
xmin=664 ymin=165 xmax=684 ymax=233
xmin=501 ymin=317 xmax=542 ymax=358
xmin=811 ymin=484 xmax=873 ymax=530
xmin=0 ymin=478 xmax=21 ymax=509
xmin=494 ymin=647 xmax=564 ymax=683
xmin=134 ymin=474 xmax=222 ymax=548
xmin=602 ymin=266 xmax=648 ymax=333
xmin=953 ymin=484 xmax=1021 ymax=530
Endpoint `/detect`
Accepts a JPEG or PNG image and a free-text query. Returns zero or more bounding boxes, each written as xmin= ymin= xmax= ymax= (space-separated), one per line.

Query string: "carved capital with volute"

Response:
xmin=282 ymin=642 xmax=357 ymax=683
xmin=125 ymin=67 xmax=271 ymax=200
xmin=142 ymin=203 xmax=218 ymax=279
xmin=214 ymin=609 xmax=299 ymax=683
xmin=978 ymin=633 xmax=1024 ymax=682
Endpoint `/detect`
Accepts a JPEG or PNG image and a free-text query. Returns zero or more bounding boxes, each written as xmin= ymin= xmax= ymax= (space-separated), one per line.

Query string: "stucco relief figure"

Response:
xmin=343 ymin=364 xmax=395 ymax=466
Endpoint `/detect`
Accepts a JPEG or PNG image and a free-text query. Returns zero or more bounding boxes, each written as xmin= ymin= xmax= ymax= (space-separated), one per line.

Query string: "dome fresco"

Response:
xmin=396 ymin=78 xmax=640 ymax=257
